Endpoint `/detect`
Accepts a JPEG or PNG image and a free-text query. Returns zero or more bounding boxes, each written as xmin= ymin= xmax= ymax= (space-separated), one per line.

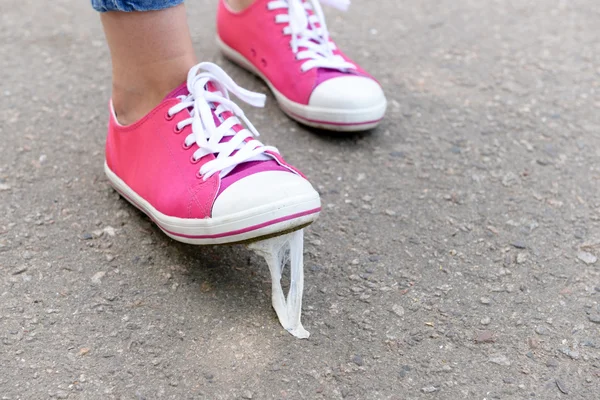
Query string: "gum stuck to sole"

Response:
xmin=247 ymin=228 xmax=309 ymax=339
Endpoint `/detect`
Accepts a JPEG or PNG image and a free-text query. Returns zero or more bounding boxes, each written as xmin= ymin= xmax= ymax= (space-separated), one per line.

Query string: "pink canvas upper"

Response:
xmin=217 ymin=0 xmax=374 ymax=105
xmin=105 ymin=84 xmax=303 ymax=219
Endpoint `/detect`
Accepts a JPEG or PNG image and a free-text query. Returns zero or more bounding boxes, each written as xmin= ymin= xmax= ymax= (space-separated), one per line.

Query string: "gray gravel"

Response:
xmin=2 ymin=0 xmax=600 ymax=399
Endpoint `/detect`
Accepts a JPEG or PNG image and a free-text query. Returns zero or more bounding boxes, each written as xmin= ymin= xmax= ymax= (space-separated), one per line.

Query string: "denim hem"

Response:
xmin=91 ymin=0 xmax=184 ymax=12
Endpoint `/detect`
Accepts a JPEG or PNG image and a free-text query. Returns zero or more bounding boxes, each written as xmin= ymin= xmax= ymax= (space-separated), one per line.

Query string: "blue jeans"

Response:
xmin=91 ymin=0 xmax=184 ymax=12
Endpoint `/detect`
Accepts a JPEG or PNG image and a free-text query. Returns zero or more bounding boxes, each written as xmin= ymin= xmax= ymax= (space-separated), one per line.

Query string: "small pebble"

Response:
xmin=351 ymin=355 xmax=364 ymax=366
xmin=116 ymin=210 xmax=130 ymax=218
xmin=392 ymin=304 xmax=405 ymax=317
xmin=475 ymin=330 xmax=495 ymax=343
xmin=103 ymin=226 xmax=116 ymax=237
xmin=480 ymin=297 xmax=491 ymax=305
xmin=0 ymin=183 xmax=11 ymax=191
xmin=527 ymin=337 xmax=539 ymax=349
xmin=78 ymin=348 xmax=90 ymax=356
xmin=502 ymin=172 xmax=519 ymax=187
xmin=421 ymin=386 xmax=438 ymax=393
xmin=56 ymin=391 xmax=68 ymax=399
xmin=511 ymin=240 xmax=527 ymax=249
xmin=91 ymin=271 xmax=106 ymax=284
xmin=555 ymin=379 xmax=569 ymax=394
xmin=241 ymin=391 xmax=253 ymax=399
xmin=535 ymin=326 xmax=548 ymax=335
xmin=559 ymin=348 xmax=579 ymax=360
xmin=589 ymin=315 xmax=600 ymax=324
xmin=480 ymin=316 xmax=491 ymax=325
xmin=488 ymin=354 xmax=511 ymax=366
xmin=577 ymin=251 xmax=597 ymax=265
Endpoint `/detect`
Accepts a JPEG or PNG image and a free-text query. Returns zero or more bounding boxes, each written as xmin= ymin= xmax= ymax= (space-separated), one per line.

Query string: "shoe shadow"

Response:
xmin=121 ymin=201 xmax=276 ymax=322
xmin=292 ymin=122 xmax=377 ymax=143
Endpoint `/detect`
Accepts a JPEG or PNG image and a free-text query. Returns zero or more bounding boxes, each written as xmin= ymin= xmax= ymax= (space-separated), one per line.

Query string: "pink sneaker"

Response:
xmin=104 ymin=63 xmax=321 ymax=245
xmin=217 ymin=0 xmax=387 ymax=131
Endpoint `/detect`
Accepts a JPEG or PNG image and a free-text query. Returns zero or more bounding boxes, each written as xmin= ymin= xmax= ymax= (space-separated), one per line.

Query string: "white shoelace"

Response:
xmin=167 ymin=63 xmax=278 ymax=180
xmin=267 ymin=0 xmax=357 ymax=72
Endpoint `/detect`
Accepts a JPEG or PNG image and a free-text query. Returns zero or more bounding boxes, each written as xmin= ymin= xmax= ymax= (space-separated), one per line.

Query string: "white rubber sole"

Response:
xmin=217 ymin=36 xmax=387 ymax=132
xmin=104 ymin=162 xmax=321 ymax=245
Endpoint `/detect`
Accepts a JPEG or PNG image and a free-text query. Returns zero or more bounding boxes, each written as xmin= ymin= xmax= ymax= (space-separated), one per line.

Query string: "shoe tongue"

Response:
xmin=164 ymin=82 xmax=225 ymax=126
xmin=164 ymin=78 xmax=285 ymax=184
xmin=204 ymin=82 xmax=245 ymax=134
xmin=167 ymin=80 xmax=247 ymax=144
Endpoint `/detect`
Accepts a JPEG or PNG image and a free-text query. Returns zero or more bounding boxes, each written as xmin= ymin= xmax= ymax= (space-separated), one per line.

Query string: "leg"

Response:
xmin=93 ymin=0 xmax=321 ymax=245
xmin=99 ymin=4 xmax=197 ymax=124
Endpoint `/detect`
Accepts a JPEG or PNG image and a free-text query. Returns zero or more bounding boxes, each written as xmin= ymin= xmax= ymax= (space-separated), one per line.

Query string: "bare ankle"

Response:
xmin=110 ymin=57 xmax=195 ymax=125
xmin=111 ymin=85 xmax=165 ymax=125
xmin=226 ymin=0 xmax=256 ymax=12
xmin=100 ymin=4 xmax=197 ymax=125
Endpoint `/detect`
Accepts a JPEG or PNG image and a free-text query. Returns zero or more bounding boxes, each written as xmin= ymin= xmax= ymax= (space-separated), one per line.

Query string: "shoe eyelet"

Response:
xmin=174 ymin=124 xmax=183 ymax=134
xmin=190 ymin=155 xmax=200 ymax=164
xmin=196 ymin=171 xmax=203 ymax=179
xmin=182 ymin=142 xmax=192 ymax=150
xmin=165 ymin=111 xmax=175 ymax=121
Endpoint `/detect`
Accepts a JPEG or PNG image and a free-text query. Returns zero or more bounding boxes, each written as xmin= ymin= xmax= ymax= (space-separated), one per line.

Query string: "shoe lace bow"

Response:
xmin=167 ymin=62 xmax=279 ymax=180
xmin=267 ymin=0 xmax=357 ymax=72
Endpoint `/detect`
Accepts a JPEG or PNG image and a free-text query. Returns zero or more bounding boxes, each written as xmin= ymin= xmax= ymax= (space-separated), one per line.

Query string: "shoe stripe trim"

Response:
xmin=114 ymin=185 xmax=321 ymax=239
xmin=279 ymin=104 xmax=385 ymax=126
xmin=162 ymin=207 xmax=321 ymax=239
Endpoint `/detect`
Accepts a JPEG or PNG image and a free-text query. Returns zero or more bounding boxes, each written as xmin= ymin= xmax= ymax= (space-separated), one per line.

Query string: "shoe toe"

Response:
xmin=308 ymin=75 xmax=386 ymax=110
xmin=212 ymin=171 xmax=318 ymax=218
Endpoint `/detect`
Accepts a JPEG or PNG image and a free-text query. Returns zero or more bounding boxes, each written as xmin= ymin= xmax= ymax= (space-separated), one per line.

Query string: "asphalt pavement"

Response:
xmin=1 ymin=0 xmax=599 ymax=399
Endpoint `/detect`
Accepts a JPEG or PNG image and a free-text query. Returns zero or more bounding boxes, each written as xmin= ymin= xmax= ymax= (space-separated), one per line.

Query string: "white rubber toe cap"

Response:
xmin=212 ymin=171 xmax=319 ymax=218
xmin=308 ymin=75 xmax=386 ymax=110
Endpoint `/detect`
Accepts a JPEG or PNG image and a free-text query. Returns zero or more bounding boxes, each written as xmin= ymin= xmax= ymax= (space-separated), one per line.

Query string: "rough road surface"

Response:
xmin=1 ymin=0 xmax=600 ymax=399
